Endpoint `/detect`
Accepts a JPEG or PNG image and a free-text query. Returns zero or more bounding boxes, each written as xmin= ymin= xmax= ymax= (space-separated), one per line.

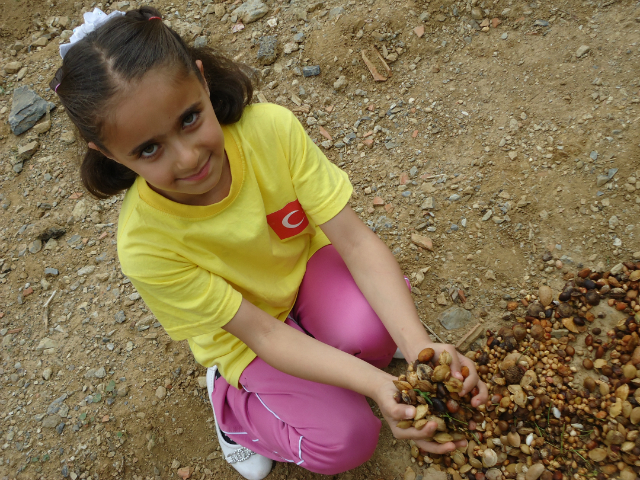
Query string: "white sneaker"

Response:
xmin=393 ymin=348 xmax=405 ymax=359
xmin=206 ymin=367 xmax=274 ymax=480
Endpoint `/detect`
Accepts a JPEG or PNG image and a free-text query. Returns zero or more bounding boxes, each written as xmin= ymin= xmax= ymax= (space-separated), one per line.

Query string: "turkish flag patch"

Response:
xmin=266 ymin=199 xmax=310 ymax=240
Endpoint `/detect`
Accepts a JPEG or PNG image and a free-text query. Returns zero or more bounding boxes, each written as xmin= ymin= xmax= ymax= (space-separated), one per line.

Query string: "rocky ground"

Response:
xmin=0 ymin=0 xmax=639 ymax=477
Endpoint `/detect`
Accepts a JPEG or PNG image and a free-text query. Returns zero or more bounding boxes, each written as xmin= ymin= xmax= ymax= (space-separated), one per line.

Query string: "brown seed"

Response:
xmin=418 ymin=347 xmax=435 ymax=363
xmin=531 ymin=324 xmax=545 ymax=340
xmin=584 ymin=377 xmax=596 ymax=392
xmin=565 ymin=345 xmax=575 ymax=356
xmin=446 ymin=399 xmax=460 ymax=413
xmin=461 ymin=366 xmax=470 ymax=378
xmin=592 ymin=327 xmax=602 ymax=335
xmin=583 ymin=359 xmax=594 ymax=370
xmin=596 ymin=346 xmax=605 ymax=359
xmin=585 ymin=334 xmax=593 ymax=346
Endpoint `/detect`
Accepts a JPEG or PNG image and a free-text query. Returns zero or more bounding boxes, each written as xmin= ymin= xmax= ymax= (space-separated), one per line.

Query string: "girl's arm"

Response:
xmin=222 ymin=298 xmax=466 ymax=454
xmin=319 ymin=205 xmax=486 ymax=404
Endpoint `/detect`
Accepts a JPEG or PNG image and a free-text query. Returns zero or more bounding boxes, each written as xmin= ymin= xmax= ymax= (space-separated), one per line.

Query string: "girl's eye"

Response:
xmin=183 ymin=112 xmax=199 ymax=127
xmin=141 ymin=144 xmax=159 ymax=158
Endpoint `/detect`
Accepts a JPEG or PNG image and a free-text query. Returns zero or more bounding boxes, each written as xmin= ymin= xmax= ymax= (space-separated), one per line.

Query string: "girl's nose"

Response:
xmin=175 ymin=141 xmax=200 ymax=171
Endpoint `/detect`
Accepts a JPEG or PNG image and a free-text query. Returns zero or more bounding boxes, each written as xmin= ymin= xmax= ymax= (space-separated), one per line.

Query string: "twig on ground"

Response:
xmin=42 ymin=290 xmax=57 ymax=330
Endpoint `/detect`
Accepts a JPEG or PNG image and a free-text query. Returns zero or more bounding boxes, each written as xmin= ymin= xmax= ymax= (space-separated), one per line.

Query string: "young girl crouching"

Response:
xmin=52 ymin=7 xmax=488 ymax=479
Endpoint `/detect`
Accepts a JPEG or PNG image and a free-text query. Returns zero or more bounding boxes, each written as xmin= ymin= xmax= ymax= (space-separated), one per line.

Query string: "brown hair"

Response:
xmin=50 ymin=6 xmax=254 ymax=198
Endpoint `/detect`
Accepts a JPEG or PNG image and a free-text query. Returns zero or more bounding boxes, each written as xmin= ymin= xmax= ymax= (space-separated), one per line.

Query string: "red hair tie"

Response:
xmin=148 ymin=16 xmax=162 ymax=20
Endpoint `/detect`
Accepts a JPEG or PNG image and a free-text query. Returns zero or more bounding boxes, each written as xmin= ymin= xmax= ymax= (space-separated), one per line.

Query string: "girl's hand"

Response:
xmin=412 ymin=343 xmax=488 ymax=407
xmin=372 ymin=377 xmax=468 ymax=454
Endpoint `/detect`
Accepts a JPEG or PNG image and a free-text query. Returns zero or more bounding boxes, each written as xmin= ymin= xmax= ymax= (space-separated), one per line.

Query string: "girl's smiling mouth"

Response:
xmin=180 ymin=156 xmax=211 ymax=182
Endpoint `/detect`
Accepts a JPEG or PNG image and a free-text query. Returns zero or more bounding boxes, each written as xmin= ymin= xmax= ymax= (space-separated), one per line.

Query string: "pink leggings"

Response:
xmin=210 ymin=245 xmax=400 ymax=474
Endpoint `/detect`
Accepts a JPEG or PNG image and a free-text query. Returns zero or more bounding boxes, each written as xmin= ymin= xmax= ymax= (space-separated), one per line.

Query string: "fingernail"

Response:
xmin=406 ymin=408 xmax=413 ymax=418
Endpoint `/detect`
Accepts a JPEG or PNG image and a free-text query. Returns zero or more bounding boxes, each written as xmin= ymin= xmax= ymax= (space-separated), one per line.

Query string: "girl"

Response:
xmin=52 ymin=7 xmax=488 ymax=479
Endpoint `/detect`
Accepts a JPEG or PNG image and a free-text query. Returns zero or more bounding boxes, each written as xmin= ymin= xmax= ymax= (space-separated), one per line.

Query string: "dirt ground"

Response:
xmin=0 ymin=0 xmax=639 ymax=477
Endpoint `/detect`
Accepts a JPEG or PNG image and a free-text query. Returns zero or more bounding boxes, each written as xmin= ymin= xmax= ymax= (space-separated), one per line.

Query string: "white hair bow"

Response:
xmin=59 ymin=8 xmax=125 ymax=59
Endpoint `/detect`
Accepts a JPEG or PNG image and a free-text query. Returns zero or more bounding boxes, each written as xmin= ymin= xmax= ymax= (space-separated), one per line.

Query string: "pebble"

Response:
xmin=78 ymin=265 xmax=96 ymax=276
xmin=257 ymin=36 xmax=278 ymax=65
xmin=333 ymin=75 xmax=348 ymax=90
xmin=115 ymin=310 xmax=126 ymax=324
xmin=43 ymin=367 xmax=52 ymax=380
xmin=9 ymin=86 xmax=55 ymax=135
xmin=94 ymin=367 xmax=107 ymax=378
xmin=576 ymin=45 xmax=590 ymax=57
xmin=302 ymin=65 xmax=320 ymax=77
xmin=233 ymin=0 xmax=269 ymax=23
xmin=44 ymin=267 xmax=59 ymax=276
xmin=438 ymin=306 xmax=473 ymax=330
xmin=29 ymin=239 xmax=42 ymax=253
xmin=156 ymin=386 xmax=167 ymax=399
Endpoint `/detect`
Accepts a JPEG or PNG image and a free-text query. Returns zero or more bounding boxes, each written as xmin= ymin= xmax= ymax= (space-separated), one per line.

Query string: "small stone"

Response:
xmin=283 ymin=42 xmax=298 ymax=54
xmin=156 ymin=386 xmax=167 ymax=399
xmin=77 ymin=265 xmax=96 ymax=276
xmin=328 ymin=6 xmax=345 ymax=19
xmin=193 ymin=36 xmax=207 ymax=48
xmin=42 ymin=414 xmax=61 ymax=428
xmin=29 ymin=239 xmax=42 ymax=254
xmin=5 ymin=61 xmax=23 ymax=74
xmin=333 ymin=75 xmax=348 ymax=90
xmin=420 ymin=197 xmax=435 ymax=209
xmin=115 ymin=311 xmax=126 ymax=324
xmin=60 ymin=130 xmax=76 ymax=144
xmin=438 ymin=306 xmax=473 ymax=330
xmin=436 ymin=292 xmax=448 ymax=306
xmin=17 ymin=141 xmax=39 ymax=161
xmin=302 ymin=65 xmax=321 ymax=77
xmin=44 ymin=267 xmax=59 ymax=276
xmin=94 ymin=367 xmax=107 ymax=378
xmin=56 ymin=422 xmax=66 ymax=435
xmin=171 ymin=459 xmax=181 ymax=469
xmin=36 ymin=338 xmax=58 ymax=350
xmin=233 ymin=0 xmax=269 ymax=23
xmin=576 ymin=45 xmax=590 ymax=57
xmin=410 ymin=234 xmax=433 ymax=251
xmin=9 ymin=86 xmax=56 ymax=135
xmin=257 ymin=36 xmax=278 ymax=65
xmin=485 ymin=269 xmax=497 ymax=281
xmin=43 ymin=367 xmax=52 ymax=380
xmin=177 ymin=467 xmax=193 ymax=479
xmin=471 ymin=7 xmax=483 ymax=19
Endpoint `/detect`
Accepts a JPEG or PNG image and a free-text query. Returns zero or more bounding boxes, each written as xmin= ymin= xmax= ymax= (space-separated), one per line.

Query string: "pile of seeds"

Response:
xmin=395 ymin=261 xmax=640 ymax=480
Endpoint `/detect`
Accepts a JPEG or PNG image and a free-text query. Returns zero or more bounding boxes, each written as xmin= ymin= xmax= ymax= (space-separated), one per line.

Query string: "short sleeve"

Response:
xmin=283 ymin=110 xmax=353 ymax=225
xmin=122 ymin=253 xmax=243 ymax=341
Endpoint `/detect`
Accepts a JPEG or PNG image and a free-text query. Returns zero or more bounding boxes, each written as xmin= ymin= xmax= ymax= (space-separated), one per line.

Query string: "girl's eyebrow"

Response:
xmin=127 ymin=101 xmax=203 ymax=156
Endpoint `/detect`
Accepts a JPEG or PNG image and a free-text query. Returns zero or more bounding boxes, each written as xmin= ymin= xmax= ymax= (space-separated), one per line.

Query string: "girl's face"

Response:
xmin=93 ymin=61 xmax=229 ymax=206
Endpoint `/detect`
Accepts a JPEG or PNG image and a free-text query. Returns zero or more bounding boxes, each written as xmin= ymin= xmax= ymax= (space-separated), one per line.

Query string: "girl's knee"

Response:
xmin=300 ymin=411 xmax=380 ymax=474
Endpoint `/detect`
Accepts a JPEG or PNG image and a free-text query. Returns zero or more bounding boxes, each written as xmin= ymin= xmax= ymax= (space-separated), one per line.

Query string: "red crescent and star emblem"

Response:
xmin=266 ymin=199 xmax=310 ymax=240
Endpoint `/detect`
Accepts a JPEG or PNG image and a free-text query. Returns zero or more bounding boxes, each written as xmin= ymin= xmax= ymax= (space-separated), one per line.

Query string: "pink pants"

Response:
xmin=210 ymin=245 xmax=399 ymax=474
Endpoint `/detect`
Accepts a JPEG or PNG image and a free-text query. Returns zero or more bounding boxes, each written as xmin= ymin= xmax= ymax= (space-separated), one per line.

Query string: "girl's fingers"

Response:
xmin=415 ymin=439 xmax=467 ymax=455
xmin=446 ymin=346 xmax=463 ymax=380
xmin=459 ymin=356 xmax=479 ymax=396
xmin=470 ymin=379 xmax=489 ymax=407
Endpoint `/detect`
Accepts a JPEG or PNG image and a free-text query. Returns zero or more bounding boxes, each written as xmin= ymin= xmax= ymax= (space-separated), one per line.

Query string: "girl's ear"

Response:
xmin=88 ymin=142 xmax=116 ymax=162
xmin=195 ymin=60 xmax=210 ymax=96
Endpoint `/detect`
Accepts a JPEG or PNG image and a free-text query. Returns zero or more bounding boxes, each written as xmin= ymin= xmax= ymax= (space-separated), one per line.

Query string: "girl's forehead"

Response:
xmin=103 ymin=69 xmax=206 ymax=151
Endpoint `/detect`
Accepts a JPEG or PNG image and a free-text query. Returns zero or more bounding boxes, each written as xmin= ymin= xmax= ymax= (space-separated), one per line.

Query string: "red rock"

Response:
xmin=616 ymin=302 xmax=628 ymax=311
xmin=491 ymin=18 xmax=501 ymax=28
xmin=373 ymin=197 xmax=384 ymax=206
xmin=400 ymin=173 xmax=410 ymax=185
xmin=480 ymin=18 xmax=490 ymax=27
xmin=363 ymin=138 xmax=374 ymax=148
xmin=69 ymin=192 xmax=83 ymax=199
xmin=0 ymin=312 xmax=4 ymax=319
xmin=413 ymin=25 xmax=425 ymax=37
xmin=363 ymin=130 xmax=373 ymax=138
xmin=102 ymin=415 xmax=110 ymax=422
xmin=318 ymin=126 xmax=332 ymax=141
xmin=410 ymin=234 xmax=433 ymax=251
xmin=384 ymin=204 xmax=394 ymax=214
xmin=412 ymin=130 xmax=418 ymax=138
xmin=367 ymin=104 xmax=375 ymax=111
xmin=99 ymin=232 xmax=108 ymax=240
xmin=367 ymin=207 xmax=375 ymax=214
xmin=22 ymin=287 xmax=33 ymax=297
xmin=177 ymin=467 xmax=192 ymax=479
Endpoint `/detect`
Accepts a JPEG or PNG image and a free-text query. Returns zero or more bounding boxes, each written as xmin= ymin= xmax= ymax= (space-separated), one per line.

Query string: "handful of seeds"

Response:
xmin=395 ymin=260 xmax=640 ymax=480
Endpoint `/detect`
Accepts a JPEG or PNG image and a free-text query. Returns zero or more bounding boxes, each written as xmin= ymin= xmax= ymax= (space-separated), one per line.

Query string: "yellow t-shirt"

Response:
xmin=117 ymin=103 xmax=353 ymax=388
